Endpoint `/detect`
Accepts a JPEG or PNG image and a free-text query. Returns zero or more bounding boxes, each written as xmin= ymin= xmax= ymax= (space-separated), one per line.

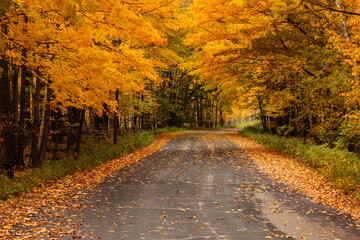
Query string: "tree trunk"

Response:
xmin=0 ymin=58 xmax=17 ymax=175
xmin=200 ymin=95 xmax=204 ymax=127
xmin=39 ymin=86 xmax=52 ymax=160
xmin=75 ymin=108 xmax=85 ymax=156
xmin=52 ymin=109 xmax=61 ymax=161
xmin=219 ymin=106 xmax=225 ymax=127
xmin=132 ymin=113 xmax=137 ymax=131
xmin=30 ymin=75 xmax=41 ymax=167
xmin=257 ymin=96 xmax=267 ymax=132
xmin=113 ymin=89 xmax=119 ymax=145
xmin=141 ymin=93 xmax=145 ymax=130
xmin=215 ymin=101 xmax=218 ymax=127
xmin=11 ymin=65 xmax=19 ymax=125
xmin=66 ymin=107 xmax=78 ymax=156
xmin=18 ymin=50 xmax=27 ymax=167
xmin=11 ymin=64 xmax=20 ymax=168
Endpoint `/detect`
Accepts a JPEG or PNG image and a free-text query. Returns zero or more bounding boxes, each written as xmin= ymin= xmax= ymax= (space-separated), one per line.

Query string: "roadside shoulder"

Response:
xmin=225 ymin=132 xmax=360 ymax=225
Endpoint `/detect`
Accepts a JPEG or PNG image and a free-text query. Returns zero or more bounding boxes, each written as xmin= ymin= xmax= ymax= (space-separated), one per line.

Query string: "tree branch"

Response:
xmin=304 ymin=1 xmax=360 ymax=16
xmin=142 ymin=0 xmax=175 ymax=14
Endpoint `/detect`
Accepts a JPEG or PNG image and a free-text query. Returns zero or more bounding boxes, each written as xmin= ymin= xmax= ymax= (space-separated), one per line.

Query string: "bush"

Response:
xmin=239 ymin=126 xmax=360 ymax=198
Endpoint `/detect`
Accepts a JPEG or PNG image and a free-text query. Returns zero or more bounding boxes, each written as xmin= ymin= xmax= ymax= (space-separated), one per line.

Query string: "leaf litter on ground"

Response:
xmin=225 ymin=132 xmax=360 ymax=227
xmin=0 ymin=132 xmax=181 ymax=239
xmin=3 ymin=130 xmax=360 ymax=238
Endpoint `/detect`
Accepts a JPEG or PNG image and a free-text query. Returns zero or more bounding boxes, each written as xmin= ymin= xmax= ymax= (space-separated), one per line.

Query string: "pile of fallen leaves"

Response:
xmin=225 ymin=133 xmax=360 ymax=225
xmin=0 ymin=132 xmax=181 ymax=239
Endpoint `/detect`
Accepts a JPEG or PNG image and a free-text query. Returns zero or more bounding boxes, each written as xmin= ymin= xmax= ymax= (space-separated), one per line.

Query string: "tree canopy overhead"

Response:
xmin=183 ymin=0 xmax=360 ymax=147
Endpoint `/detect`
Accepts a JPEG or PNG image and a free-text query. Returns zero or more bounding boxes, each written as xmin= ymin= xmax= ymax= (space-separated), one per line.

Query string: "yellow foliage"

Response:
xmin=0 ymin=0 xmax=182 ymax=113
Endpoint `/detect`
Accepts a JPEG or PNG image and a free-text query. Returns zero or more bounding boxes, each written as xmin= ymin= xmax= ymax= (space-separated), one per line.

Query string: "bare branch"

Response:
xmin=142 ymin=0 xmax=175 ymax=14
xmin=304 ymin=1 xmax=360 ymax=16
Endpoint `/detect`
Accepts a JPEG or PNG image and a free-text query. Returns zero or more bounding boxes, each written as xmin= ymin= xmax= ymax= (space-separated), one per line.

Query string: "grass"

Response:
xmin=212 ymin=120 xmax=261 ymax=130
xmin=239 ymin=124 xmax=360 ymax=198
xmin=0 ymin=127 xmax=184 ymax=200
xmin=235 ymin=120 xmax=261 ymax=129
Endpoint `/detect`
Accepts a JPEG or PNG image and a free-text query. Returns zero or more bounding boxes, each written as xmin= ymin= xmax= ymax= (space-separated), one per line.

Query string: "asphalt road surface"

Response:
xmin=63 ymin=130 xmax=360 ymax=240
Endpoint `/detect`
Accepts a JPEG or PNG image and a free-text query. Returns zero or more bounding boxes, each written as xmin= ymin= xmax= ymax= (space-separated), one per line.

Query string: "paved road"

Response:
xmin=64 ymin=130 xmax=360 ymax=240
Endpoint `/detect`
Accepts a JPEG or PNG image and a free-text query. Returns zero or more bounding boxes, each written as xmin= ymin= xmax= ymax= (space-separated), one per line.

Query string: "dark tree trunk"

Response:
xmin=66 ymin=107 xmax=79 ymax=156
xmin=10 ymin=64 xmax=20 ymax=168
xmin=75 ymin=108 xmax=85 ymax=156
xmin=215 ymin=101 xmax=218 ymax=127
xmin=39 ymin=87 xmax=52 ymax=160
xmin=219 ymin=107 xmax=224 ymax=127
xmin=30 ymin=75 xmax=41 ymax=167
xmin=113 ymin=89 xmax=119 ymax=145
xmin=124 ymin=113 xmax=128 ymax=132
xmin=0 ymin=58 xmax=17 ymax=176
xmin=132 ymin=114 xmax=137 ymax=131
xmin=200 ymin=95 xmax=204 ymax=127
xmin=141 ymin=93 xmax=145 ymax=130
xmin=102 ymin=103 xmax=109 ymax=131
xmin=197 ymin=98 xmax=202 ymax=128
xmin=113 ymin=112 xmax=119 ymax=145
xmin=52 ymin=109 xmax=62 ymax=161
xmin=257 ymin=96 xmax=267 ymax=132
xmin=18 ymin=50 xmax=28 ymax=167
xmin=11 ymin=65 xmax=19 ymax=125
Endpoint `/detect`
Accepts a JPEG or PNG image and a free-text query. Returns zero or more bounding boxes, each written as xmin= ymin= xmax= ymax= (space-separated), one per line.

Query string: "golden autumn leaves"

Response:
xmin=2 ymin=0 xmax=360 ymax=119
xmin=182 ymin=0 xmax=360 ymax=144
xmin=1 ymin=0 xmax=177 ymax=113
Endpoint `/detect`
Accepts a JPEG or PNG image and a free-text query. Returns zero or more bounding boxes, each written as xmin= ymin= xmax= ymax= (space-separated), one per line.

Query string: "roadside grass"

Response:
xmin=213 ymin=120 xmax=261 ymax=129
xmin=235 ymin=120 xmax=261 ymax=129
xmin=0 ymin=127 xmax=184 ymax=200
xmin=239 ymin=125 xmax=360 ymax=198
xmin=216 ymin=125 xmax=237 ymax=129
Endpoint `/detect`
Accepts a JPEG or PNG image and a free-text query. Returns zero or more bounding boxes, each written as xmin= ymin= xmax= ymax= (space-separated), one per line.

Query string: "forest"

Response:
xmin=0 ymin=0 xmax=360 ymax=184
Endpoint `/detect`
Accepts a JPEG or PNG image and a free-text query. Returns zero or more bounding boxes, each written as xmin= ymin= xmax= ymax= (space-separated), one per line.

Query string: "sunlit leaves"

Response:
xmin=184 ymin=0 xmax=360 ymax=142
xmin=0 ymin=0 xmax=187 ymax=118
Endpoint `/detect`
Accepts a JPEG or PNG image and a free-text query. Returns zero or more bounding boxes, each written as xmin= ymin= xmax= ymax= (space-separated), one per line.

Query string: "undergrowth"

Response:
xmin=239 ymin=125 xmax=360 ymax=198
xmin=213 ymin=120 xmax=261 ymax=130
xmin=0 ymin=127 xmax=184 ymax=200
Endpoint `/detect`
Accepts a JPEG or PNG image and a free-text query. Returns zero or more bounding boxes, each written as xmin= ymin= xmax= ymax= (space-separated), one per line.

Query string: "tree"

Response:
xmin=184 ymin=0 xmax=360 ymax=147
xmin=0 ymin=0 xmax=181 ymax=171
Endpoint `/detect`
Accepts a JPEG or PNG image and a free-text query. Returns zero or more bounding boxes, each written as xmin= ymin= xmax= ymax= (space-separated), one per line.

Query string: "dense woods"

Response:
xmin=1 ymin=0 xmax=360 ymax=177
xmin=0 ymin=0 xmax=230 ymax=176
xmin=184 ymin=0 xmax=360 ymax=149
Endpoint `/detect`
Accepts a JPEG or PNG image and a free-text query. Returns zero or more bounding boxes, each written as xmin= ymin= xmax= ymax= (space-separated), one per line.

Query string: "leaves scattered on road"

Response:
xmin=0 ymin=132 xmax=180 ymax=239
xmin=226 ymin=132 xmax=360 ymax=225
